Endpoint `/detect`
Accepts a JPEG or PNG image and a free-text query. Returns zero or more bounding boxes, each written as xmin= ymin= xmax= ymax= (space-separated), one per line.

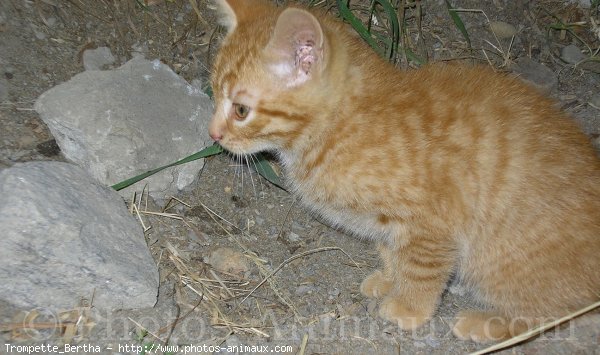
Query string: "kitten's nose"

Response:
xmin=209 ymin=131 xmax=222 ymax=141
xmin=208 ymin=116 xmax=224 ymax=141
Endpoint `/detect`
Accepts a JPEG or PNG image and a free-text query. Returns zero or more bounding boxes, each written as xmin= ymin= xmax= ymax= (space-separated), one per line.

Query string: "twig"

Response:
xmin=471 ymin=300 xmax=600 ymax=355
xmin=238 ymin=247 xmax=360 ymax=306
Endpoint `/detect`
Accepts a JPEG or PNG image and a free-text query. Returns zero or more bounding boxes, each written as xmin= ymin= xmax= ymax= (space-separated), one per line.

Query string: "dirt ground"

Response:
xmin=1 ymin=1 xmax=599 ymax=354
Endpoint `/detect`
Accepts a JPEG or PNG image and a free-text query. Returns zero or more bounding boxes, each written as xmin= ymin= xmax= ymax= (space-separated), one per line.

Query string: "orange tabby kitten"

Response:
xmin=208 ymin=0 xmax=600 ymax=342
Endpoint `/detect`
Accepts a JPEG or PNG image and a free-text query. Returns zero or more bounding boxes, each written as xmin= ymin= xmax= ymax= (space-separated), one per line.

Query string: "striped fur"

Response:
xmin=209 ymin=0 xmax=600 ymax=342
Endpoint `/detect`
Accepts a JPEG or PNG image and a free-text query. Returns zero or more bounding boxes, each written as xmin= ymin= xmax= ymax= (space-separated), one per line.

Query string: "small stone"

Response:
xmin=45 ymin=17 xmax=57 ymax=27
xmin=588 ymin=93 xmax=600 ymax=109
xmin=511 ymin=57 xmax=557 ymax=92
xmin=286 ymin=231 xmax=301 ymax=243
xmin=205 ymin=247 xmax=251 ymax=276
xmin=32 ymin=25 xmax=46 ymax=40
xmin=489 ymin=21 xmax=517 ymax=39
xmin=295 ymin=284 xmax=314 ymax=295
xmin=82 ymin=47 xmax=115 ymax=71
xmin=561 ymin=44 xmax=586 ymax=64
xmin=567 ymin=0 xmax=591 ymax=7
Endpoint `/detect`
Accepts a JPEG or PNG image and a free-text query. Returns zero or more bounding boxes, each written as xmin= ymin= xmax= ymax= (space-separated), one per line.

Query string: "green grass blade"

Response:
xmin=111 ymin=144 xmax=223 ymax=191
xmin=445 ymin=0 xmax=471 ymax=48
xmin=336 ymin=0 xmax=385 ymax=57
xmin=254 ymin=153 xmax=285 ymax=190
xmin=403 ymin=47 xmax=426 ymax=65
xmin=204 ymin=85 xmax=213 ymax=98
xmin=373 ymin=0 xmax=400 ymax=61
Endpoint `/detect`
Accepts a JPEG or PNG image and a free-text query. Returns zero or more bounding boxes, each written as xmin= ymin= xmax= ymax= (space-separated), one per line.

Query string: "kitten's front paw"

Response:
xmin=360 ymin=270 xmax=393 ymax=299
xmin=378 ymin=296 xmax=432 ymax=330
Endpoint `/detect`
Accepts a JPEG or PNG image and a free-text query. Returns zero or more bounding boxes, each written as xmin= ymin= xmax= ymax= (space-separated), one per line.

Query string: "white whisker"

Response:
xmin=244 ymin=155 xmax=258 ymax=198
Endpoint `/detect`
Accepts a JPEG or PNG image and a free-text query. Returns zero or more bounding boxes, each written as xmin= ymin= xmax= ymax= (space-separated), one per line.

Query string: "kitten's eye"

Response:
xmin=233 ymin=103 xmax=250 ymax=121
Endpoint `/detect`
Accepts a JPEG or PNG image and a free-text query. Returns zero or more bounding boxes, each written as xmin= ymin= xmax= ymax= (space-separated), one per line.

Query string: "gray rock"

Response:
xmin=489 ymin=21 xmax=517 ymax=39
xmin=561 ymin=44 xmax=586 ymax=64
xmin=82 ymin=46 xmax=116 ymax=71
xmin=0 ymin=161 xmax=159 ymax=311
xmin=34 ymin=57 xmax=213 ymax=198
xmin=511 ymin=57 xmax=557 ymax=92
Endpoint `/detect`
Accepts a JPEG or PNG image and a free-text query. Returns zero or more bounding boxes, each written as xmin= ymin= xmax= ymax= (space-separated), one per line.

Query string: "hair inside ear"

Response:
xmin=265 ymin=8 xmax=324 ymax=87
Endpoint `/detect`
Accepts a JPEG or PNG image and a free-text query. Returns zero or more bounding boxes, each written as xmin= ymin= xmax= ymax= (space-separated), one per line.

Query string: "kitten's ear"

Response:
xmin=264 ymin=8 xmax=325 ymax=87
xmin=214 ymin=0 xmax=242 ymax=33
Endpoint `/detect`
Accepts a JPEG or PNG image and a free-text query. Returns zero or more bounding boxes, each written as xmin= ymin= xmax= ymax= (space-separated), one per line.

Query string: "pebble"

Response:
xmin=286 ymin=231 xmax=301 ymax=243
xmin=205 ymin=247 xmax=251 ymax=276
xmin=569 ymin=0 xmax=592 ymax=7
xmin=511 ymin=57 xmax=557 ymax=92
xmin=45 ymin=17 xmax=57 ymax=27
xmin=255 ymin=216 xmax=265 ymax=226
xmin=489 ymin=21 xmax=517 ymax=39
xmin=561 ymin=44 xmax=586 ymax=64
xmin=34 ymin=29 xmax=46 ymax=40
xmin=83 ymin=47 xmax=116 ymax=71
xmin=588 ymin=93 xmax=600 ymax=109
xmin=295 ymin=284 xmax=315 ymax=295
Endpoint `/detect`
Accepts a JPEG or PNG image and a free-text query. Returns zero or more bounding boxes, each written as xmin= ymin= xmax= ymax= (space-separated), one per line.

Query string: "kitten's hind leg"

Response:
xmin=452 ymin=310 xmax=531 ymax=342
xmin=376 ymin=236 xmax=455 ymax=330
